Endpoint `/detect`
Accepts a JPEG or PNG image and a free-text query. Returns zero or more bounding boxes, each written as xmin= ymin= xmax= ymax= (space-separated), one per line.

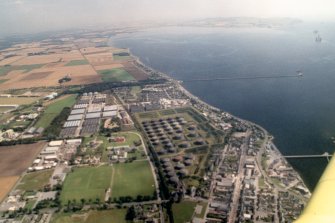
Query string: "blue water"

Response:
xmin=112 ymin=23 xmax=335 ymax=190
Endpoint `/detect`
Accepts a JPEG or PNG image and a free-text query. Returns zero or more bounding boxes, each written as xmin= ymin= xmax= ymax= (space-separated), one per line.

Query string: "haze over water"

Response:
xmin=112 ymin=22 xmax=335 ymax=189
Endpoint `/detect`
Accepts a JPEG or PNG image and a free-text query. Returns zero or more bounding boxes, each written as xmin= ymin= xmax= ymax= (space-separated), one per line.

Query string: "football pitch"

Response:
xmin=60 ymin=160 xmax=156 ymax=205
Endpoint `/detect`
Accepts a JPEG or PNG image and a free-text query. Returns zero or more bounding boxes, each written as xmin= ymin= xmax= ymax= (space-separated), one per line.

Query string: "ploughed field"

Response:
xmin=0 ymin=142 xmax=46 ymax=201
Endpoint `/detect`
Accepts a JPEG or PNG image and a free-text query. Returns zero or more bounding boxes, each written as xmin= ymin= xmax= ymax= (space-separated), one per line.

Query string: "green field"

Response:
xmin=111 ymin=160 xmax=155 ymax=199
xmin=60 ymin=166 xmax=113 ymax=205
xmin=59 ymin=153 xmax=155 ymax=204
xmin=65 ymin=60 xmax=89 ymax=66
xmin=113 ymin=55 xmax=131 ymax=61
xmin=34 ymin=95 xmax=77 ymax=128
xmin=16 ymin=169 xmax=54 ymax=191
xmin=52 ymin=209 xmax=127 ymax=223
xmin=172 ymin=200 xmax=197 ymax=223
xmin=98 ymin=68 xmax=135 ymax=82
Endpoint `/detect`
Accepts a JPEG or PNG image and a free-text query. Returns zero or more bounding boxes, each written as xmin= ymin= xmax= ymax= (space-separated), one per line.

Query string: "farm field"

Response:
xmin=65 ymin=60 xmax=89 ymax=66
xmin=0 ymin=64 xmax=101 ymax=90
xmin=111 ymin=160 xmax=155 ymax=199
xmin=35 ymin=94 xmax=77 ymax=128
xmin=0 ymin=106 xmax=14 ymax=113
xmin=0 ymin=176 xmax=20 ymax=202
xmin=0 ymin=79 xmax=8 ymax=84
xmin=51 ymin=209 xmax=127 ymax=223
xmin=98 ymin=68 xmax=135 ymax=82
xmin=16 ymin=169 xmax=54 ymax=191
xmin=60 ymin=166 xmax=113 ymax=205
xmin=123 ymin=63 xmax=149 ymax=81
xmin=0 ymin=64 xmax=46 ymax=77
xmin=0 ymin=142 xmax=46 ymax=201
xmin=172 ymin=200 xmax=197 ymax=223
xmin=0 ymin=97 xmax=40 ymax=105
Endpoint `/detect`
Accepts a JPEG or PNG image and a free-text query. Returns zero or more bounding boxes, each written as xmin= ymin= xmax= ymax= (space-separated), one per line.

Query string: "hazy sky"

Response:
xmin=1 ymin=0 xmax=335 ymax=36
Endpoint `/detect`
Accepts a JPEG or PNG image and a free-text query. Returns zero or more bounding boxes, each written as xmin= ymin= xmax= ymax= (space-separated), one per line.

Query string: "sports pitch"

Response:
xmin=60 ymin=161 xmax=156 ymax=204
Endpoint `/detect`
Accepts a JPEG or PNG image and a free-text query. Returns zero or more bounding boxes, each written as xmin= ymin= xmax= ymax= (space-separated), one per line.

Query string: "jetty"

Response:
xmin=181 ymin=74 xmax=302 ymax=82
xmin=284 ymin=152 xmax=332 ymax=161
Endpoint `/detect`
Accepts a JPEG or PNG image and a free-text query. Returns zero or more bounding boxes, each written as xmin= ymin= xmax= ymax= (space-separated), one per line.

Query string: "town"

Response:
xmin=0 ymin=29 xmax=310 ymax=223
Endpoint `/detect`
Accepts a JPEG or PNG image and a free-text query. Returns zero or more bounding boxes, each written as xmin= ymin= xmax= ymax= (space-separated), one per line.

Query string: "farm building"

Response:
xmin=70 ymin=109 xmax=85 ymax=115
xmin=63 ymin=120 xmax=81 ymax=128
xmin=73 ymin=104 xmax=88 ymax=109
xmin=102 ymin=111 xmax=118 ymax=118
xmin=85 ymin=112 xmax=101 ymax=119
xmin=104 ymin=105 xmax=118 ymax=111
xmin=48 ymin=140 xmax=63 ymax=146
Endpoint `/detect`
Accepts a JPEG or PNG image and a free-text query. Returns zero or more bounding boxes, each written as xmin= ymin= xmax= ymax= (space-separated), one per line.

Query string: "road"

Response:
xmin=227 ymin=135 xmax=249 ymax=223
xmin=204 ymin=145 xmax=228 ymax=221
xmin=128 ymin=131 xmax=164 ymax=222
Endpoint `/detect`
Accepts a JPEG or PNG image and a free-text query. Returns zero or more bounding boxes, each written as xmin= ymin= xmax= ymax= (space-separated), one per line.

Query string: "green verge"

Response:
xmin=172 ymin=200 xmax=197 ymax=223
xmin=65 ymin=60 xmax=89 ymax=66
xmin=98 ymin=68 xmax=135 ymax=82
xmin=16 ymin=169 xmax=54 ymax=191
xmin=34 ymin=95 xmax=77 ymax=128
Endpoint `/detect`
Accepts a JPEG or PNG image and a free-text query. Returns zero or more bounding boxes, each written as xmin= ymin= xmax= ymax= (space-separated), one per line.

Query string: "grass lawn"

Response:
xmin=137 ymin=111 xmax=159 ymax=119
xmin=34 ymin=94 xmax=77 ymax=128
xmin=16 ymin=169 xmax=54 ymax=191
xmin=98 ymin=68 xmax=135 ymax=82
xmin=130 ymin=86 xmax=141 ymax=95
xmin=25 ymin=199 xmax=36 ymax=210
xmin=109 ymin=132 xmax=141 ymax=147
xmin=111 ymin=160 xmax=155 ymax=199
xmin=60 ymin=166 xmax=113 ymax=205
xmin=194 ymin=202 xmax=207 ymax=219
xmin=159 ymin=109 xmax=176 ymax=116
xmin=65 ymin=60 xmax=89 ymax=66
xmin=172 ymin=200 xmax=197 ymax=223
xmin=52 ymin=209 xmax=127 ymax=223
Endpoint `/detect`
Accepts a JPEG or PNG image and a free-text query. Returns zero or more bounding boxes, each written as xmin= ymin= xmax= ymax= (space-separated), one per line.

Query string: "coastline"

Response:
xmin=130 ymin=50 xmax=311 ymax=195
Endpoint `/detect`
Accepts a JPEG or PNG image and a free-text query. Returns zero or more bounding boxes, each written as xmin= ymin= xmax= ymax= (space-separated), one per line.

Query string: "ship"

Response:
xmin=315 ymin=34 xmax=322 ymax=43
xmin=296 ymin=70 xmax=303 ymax=77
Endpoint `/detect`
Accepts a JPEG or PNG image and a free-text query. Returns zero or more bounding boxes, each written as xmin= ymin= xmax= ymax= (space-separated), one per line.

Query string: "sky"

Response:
xmin=1 ymin=0 xmax=335 ymax=36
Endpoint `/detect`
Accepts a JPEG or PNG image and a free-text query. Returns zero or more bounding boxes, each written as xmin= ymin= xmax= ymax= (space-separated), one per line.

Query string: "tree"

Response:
xmin=80 ymin=198 xmax=86 ymax=206
xmin=125 ymin=206 xmax=136 ymax=221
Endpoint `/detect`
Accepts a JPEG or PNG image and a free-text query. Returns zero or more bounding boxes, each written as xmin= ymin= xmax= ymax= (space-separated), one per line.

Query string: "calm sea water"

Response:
xmin=112 ymin=23 xmax=335 ymax=190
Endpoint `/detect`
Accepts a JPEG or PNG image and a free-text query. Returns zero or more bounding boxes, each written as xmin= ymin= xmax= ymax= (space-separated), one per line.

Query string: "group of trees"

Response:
xmin=0 ymin=137 xmax=39 ymax=146
xmin=113 ymin=194 xmax=155 ymax=204
xmin=64 ymin=79 xmax=167 ymax=95
xmin=43 ymin=107 xmax=71 ymax=139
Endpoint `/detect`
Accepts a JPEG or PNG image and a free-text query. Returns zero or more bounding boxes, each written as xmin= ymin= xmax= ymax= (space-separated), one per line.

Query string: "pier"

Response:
xmin=181 ymin=74 xmax=302 ymax=82
xmin=284 ymin=152 xmax=332 ymax=161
